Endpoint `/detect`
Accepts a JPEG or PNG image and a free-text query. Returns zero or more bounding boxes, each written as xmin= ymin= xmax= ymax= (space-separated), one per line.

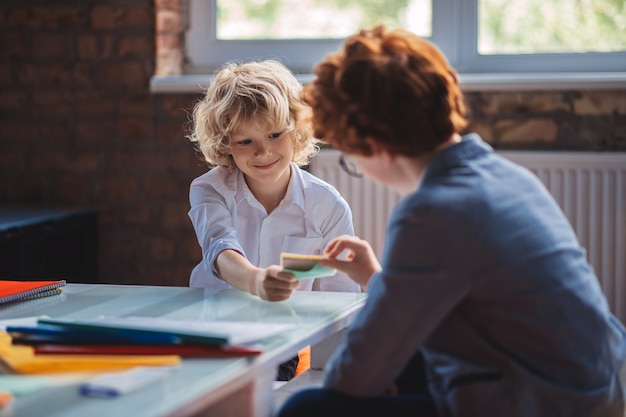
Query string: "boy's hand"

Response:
xmin=253 ymin=265 xmax=299 ymax=302
xmin=320 ymin=234 xmax=381 ymax=290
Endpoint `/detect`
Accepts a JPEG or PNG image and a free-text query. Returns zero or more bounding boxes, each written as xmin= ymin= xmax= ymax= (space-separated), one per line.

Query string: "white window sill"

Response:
xmin=150 ymin=72 xmax=626 ymax=94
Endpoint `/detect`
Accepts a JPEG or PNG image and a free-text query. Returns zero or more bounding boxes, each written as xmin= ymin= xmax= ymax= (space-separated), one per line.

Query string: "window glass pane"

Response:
xmin=216 ymin=0 xmax=431 ymax=40
xmin=478 ymin=0 xmax=626 ymax=54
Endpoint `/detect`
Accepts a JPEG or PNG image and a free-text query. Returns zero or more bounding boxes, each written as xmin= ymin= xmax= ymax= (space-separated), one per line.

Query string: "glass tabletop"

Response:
xmin=0 ymin=283 xmax=367 ymax=417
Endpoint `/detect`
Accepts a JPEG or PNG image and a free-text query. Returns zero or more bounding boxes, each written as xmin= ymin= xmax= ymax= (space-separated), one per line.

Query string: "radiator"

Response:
xmin=309 ymin=149 xmax=626 ymax=323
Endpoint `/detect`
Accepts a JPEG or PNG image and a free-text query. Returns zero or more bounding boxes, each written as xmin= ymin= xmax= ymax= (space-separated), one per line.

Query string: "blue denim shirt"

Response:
xmin=324 ymin=134 xmax=626 ymax=416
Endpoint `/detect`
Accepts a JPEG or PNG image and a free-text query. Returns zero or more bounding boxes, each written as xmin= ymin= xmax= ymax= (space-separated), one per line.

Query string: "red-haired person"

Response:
xmin=278 ymin=26 xmax=626 ymax=417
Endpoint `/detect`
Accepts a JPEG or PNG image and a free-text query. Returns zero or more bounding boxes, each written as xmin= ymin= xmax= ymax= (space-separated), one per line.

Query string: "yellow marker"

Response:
xmin=0 ymin=331 xmax=180 ymax=374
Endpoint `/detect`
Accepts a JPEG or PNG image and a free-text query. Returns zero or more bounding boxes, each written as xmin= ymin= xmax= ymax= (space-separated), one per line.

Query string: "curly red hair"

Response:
xmin=303 ymin=26 xmax=467 ymax=156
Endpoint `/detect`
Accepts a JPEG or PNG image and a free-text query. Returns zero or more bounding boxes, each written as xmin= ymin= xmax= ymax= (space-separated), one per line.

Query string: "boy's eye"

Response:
xmin=269 ymin=132 xmax=282 ymax=139
xmin=236 ymin=139 xmax=252 ymax=146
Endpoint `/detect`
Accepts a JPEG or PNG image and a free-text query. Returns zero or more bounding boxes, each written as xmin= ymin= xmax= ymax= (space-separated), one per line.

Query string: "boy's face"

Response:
xmin=228 ymin=121 xmax=295 ymax=193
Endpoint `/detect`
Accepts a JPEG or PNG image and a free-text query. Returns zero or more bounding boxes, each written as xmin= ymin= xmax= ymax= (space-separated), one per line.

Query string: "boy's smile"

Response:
xmin=252 ymin=159 xmax=280 ymax=170
xmin=229 ymin=121 xmax=295 ymax=209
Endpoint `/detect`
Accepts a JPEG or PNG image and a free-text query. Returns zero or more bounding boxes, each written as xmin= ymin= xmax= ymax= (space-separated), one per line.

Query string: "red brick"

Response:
xmin=72 ymin=90 xmax=117 ymax=106
xmin=149 ymin=236 xmax=176 ymax=261
xmin=118 ymin=94 xmax=155 ymax=117
xmin=32 ymin=90 xmax=72 ymax=107
xmin=0 ymin=33 xmax=30 ymax=59
xmin=31 ymin=7 xmax=85 ymax=29
xmin=75 ymin=121 xmax=116 ymax=146
xmin=478 ymin=92 xmax=570 ymax=116
xmin=31 ymin=151 xmax=67 ymax=173
xmin=155 ymin=0 xmax=186 ymax=12
xmin=574 ymin=91 xmax=626 ymax=115
xmin=172 ymin=265 xmax=193 ymax=287
xmin=118 ymin=36 xmax=154 ymax=58
xmin=465 ymin=120 xmax=494 ymax=144
xmin=0 ymin=91 xmax=29 ymax=112
xmin=76 ymin=35 xmax=99 ymax=59
xmin=14 ymin=179 xmax=46 ymax=202
xmin=36 ymin=121 xmax=73 ymax=145
xmin=75 ymin=92 xmax=116 ymax=117
xmin=76 ymin=34 xmax=116 ymax=60
xmin=138 ymin=264 xmax=179 ymax=286
xmin=90 ymin=5 xmax=153 ymax=30
xmin=17 ymin=64 xmax=73 ymax=87
xmin=77 ymin=99 xmax=116 ymax=117
xmin=0 ymin=121 xmax=36 ymax=145
xmin=69 ymin=153 xmax=107 ymax=174
xmin=70 ymin=63 xmax=97 ymax=88
xmin=105 ymin=177 xmax=139 ymax=200
xmin=159 ymin=94 xmax=197 ymax=118
xmin=32 ymin=91 xmax=73 ymax=117
xmin=98 ymin=62 xmax=151 ymax=89
xmin=159 ymin=202 xmax=190 ymax=229
xmin=0 ymin=63 xmax=12 ymax=85
xmin=56 ymin=175 xmax=92 ymax=203
xmin=616 ymin=115 xmax=626 ymax=135
xmin=102 ymin=35 xmax=115 ymax=58
xmin=6 ymin=8 xmax=30 ymax=27
xmin=0 ymin=152 xmax=26 ymax=173
xmin=156 ymin=10 xmax=183 ymax=33
xmin=8 ymin=7 xmax=85 ymax=29
xmin=117 ymin=118 xmax=154 ymax=141
xmin=155 ymin=51 xmax=183 ymax=76
xmin=494 ymin=118 xmax=558 ymax=145
xmin=32 ymin=34 xmax=70 ymax=58
xmin=156 ymin=32 xmax=181 ymax=50
xmin=90 ymin=6 xmax=124 ymax=29
xmin=122 ymin=205 xmax=152 ymax=226
xmin=182 ymin=235 xmax=202 ymax=263
xmin=118 ymin=151 xmax=192 ymax=175
xmin=143 ymin=177 xmax=178 ymax=199
xmin=157 ymin=121 xmax=187 ymax=144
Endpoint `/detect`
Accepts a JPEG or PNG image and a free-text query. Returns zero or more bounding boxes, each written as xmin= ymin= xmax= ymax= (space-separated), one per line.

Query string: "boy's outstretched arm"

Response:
xmin=215 ymin=249 xmax=299 ymax=301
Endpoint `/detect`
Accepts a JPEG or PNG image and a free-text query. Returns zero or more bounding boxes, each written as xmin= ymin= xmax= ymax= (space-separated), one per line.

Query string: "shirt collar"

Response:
xmin=423 ymin=133 xmax=493 ymax=181
xmin=234 ymin=163 xmax=306 ymax=212
xmin=289 ymin=164 xmax=306 ymax=211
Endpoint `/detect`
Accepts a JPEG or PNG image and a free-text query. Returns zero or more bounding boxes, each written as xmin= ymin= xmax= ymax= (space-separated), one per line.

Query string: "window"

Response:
xmin=152 ymin=0 xmax=625 ymax=93
xmin=187 ymin=0 xmax=625 ymax=74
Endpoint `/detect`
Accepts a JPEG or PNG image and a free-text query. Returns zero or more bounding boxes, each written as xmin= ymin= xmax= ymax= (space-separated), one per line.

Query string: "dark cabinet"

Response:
xmin=0 ymin=207 xmax=98 ymax=283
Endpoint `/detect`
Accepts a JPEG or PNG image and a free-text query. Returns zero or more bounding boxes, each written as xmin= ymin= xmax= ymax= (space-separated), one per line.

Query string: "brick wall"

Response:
xmin=0 ymin=0 xmax=625 ymax=287
xmin=466 ymin=91 xmax=626 ymax=151
xmin=0 ymin=0 xmax=204 ymax=286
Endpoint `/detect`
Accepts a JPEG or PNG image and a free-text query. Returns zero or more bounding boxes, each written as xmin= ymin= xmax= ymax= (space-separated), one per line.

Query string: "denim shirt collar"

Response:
xmin=422 ymin=133 xmax=493 ymax=181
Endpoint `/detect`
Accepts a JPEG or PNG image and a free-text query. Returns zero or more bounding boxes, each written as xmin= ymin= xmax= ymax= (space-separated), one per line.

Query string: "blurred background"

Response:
xmin=0 ymin=0 xmax=624 ymax=289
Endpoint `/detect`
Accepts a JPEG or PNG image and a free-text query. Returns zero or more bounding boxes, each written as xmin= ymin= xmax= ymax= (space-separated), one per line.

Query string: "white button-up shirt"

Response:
xmin=188 ymin=163 xmax=360 ymax=293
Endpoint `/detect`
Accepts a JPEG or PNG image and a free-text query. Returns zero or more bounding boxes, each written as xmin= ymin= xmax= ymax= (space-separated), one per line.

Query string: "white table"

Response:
xmin=0 ymin=284 xmax=366 ymax=417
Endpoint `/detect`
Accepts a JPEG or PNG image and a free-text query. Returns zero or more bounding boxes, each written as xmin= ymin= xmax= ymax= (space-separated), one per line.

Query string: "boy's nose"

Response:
xmin=254 ymin=142 xmax=271 ymax=156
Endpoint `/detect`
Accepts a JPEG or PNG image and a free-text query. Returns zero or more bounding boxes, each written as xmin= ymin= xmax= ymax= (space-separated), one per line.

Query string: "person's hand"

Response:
xmin=320 ymin=235 xmax=381 ymax=290
xmin=252 ymin=265 xmax=299 ymax=302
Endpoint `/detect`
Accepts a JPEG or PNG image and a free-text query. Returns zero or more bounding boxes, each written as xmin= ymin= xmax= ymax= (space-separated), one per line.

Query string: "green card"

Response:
xmin=281 ymin=252 xmax=337 ymax=280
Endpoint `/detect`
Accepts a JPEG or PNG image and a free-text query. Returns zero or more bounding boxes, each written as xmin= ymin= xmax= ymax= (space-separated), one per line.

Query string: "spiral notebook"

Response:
xmin=0 ymin=280 xmax=66 ymax=305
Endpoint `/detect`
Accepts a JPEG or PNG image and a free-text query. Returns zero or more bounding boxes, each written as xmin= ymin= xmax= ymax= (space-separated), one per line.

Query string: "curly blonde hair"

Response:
xmin=188 ymin=60 xmax=318 ymax=169
xmin=303 ymin=26 xmax=467 ymax=156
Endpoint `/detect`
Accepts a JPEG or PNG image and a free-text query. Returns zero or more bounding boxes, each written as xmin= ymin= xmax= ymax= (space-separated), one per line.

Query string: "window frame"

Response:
xmin=187 ymin=0 xmax=626 ymax=74
xmin=151 ymin=0 xmax=626 ymax=93
xmin=453 ymin=1 xmax=626 ymax=73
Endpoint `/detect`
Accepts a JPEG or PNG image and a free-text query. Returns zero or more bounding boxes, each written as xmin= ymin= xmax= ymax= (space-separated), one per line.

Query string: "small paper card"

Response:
xmin=280 ymin=252 xmax=336 ymax=280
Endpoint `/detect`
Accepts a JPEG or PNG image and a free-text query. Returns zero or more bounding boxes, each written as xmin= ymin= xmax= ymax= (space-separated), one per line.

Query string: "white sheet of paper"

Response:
xmin=0 ymin=316 xmax=40 ymax=330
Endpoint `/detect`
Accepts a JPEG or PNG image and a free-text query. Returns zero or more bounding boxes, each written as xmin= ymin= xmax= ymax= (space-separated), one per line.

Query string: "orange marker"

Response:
xmin=0 ymin=391 xmax=14 ymax=408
